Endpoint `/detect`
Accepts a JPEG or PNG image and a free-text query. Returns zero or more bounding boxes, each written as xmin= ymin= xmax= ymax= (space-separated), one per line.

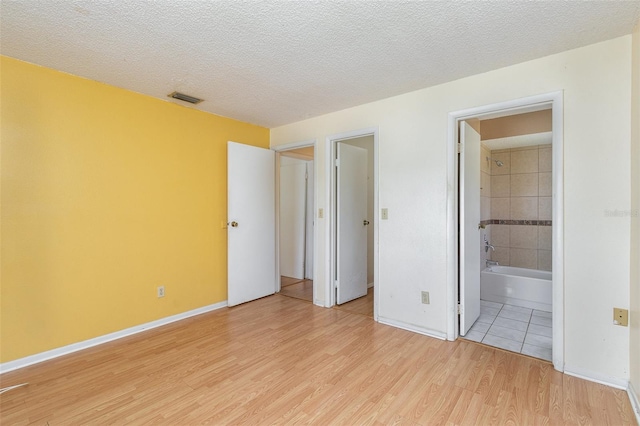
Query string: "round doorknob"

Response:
xmin=230 ymin=221 xmax=239 ymax=228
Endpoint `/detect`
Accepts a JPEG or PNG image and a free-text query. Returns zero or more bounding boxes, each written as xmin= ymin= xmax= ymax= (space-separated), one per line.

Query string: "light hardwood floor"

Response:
xmin=334 ymin=287 xmax=374 ymax=317
xmin=1 ymin=295 xmax=636 ymax=425
xmin=279 ymin=277 xmax=313 ymax=302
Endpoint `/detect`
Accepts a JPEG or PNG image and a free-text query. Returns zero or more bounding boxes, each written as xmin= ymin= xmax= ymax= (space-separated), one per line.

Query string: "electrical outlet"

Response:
xmin=421 ymin=291 xmax=430 ymax=304
xmin=381 ymin=208 xmax=389 ymax=220
xmin=157 ymin=286 xmax=165 ymax=298
xmin=613 ymin=307 xmax=628 ymax=326
xmin=318 ymin=208 xmax=324 ymax=218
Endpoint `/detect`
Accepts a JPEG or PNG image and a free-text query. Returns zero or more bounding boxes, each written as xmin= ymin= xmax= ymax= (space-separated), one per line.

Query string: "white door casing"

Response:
xmin=336 ymin=143 xmax=368 ymax=304
xmin=227 ymin=141 xmax=276 ymax=307
xmin=459 ymin=122 xmax=481 ymax=335
xmin=305 ymin=160 xmax=314 ymax=280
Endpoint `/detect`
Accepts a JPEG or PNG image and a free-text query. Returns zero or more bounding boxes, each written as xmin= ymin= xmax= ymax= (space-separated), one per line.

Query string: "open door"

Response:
xmin=228 ymin=142 xmax=276 ymax=307
xmin=279 ymin=157 xmax=307 ymax=280
xmin=459 ymin=122 xmax=481 ymax=335
xmin=336 ymin=143 xmax=368 ymax=304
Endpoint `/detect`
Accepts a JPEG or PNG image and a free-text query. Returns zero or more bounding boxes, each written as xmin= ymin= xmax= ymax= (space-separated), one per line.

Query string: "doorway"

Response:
xmin=447 ymin=92 xmax=564 ymax=371
xmin=460 ymin=112 xmax=554 ymax=361
xmin=327 ymin=129 xmax=378 ymax=319
xmin=276 ymin=144 xmax=316 ymax=303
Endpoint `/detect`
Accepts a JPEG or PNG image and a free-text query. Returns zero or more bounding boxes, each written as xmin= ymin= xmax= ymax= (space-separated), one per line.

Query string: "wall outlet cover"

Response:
xmin=613 ymin=307 xmax=628 ymax=326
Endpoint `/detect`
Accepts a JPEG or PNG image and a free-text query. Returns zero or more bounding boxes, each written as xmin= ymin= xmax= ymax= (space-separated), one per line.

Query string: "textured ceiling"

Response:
xmin=2 ymin=1 xmax=639 ymax=128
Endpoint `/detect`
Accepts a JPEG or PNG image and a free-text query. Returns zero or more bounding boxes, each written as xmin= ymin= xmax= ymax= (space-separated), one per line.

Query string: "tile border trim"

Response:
xmin=480 ymin=219 xmax=552 ymax=226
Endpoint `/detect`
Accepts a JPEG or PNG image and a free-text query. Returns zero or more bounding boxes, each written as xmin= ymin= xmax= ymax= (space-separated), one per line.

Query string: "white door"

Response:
xmin=460 ymin=122 xmax=481 ymax=335
xmin=336 ymin=143 xmax=368 ymax=304
xmin=279 ymin=157 xmax=306 ymax=279
xmin=228 ymin=141 xmax=276 ymax=306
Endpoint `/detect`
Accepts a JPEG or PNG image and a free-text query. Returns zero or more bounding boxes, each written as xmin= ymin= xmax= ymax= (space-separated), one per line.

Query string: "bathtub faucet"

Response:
xmin=483 ymin=235 xmax=495 ymax=253
xmin=486 ymin=260 xmax=499 ymax=267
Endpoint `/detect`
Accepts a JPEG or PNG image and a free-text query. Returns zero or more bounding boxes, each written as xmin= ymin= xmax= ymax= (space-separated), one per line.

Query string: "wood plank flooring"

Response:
xmin=279 ymin=277 xmax=313 ymax=302
xmin=1 ymin=295 xmax=636 ymax=425
xmin=334 ymin=287 xmax=374 ymax=317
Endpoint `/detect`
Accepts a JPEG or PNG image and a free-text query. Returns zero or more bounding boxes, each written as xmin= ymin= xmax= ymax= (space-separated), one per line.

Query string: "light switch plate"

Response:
xmin=381 ymin=208 xmax=389 ymax=220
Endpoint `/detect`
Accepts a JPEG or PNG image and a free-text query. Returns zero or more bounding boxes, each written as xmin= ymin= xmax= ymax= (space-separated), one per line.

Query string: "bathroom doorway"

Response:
xmin=448 ymin=93 xmax=564 ymax=370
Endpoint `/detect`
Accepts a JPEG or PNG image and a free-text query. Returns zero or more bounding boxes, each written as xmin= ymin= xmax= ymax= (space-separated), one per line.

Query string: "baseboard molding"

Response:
xmin=377 ymin=316 xmax=447 ymax=341
xmin=628 ymin=381 xmax=640 ymax=425
xmin=367 ymin=282 xmax=374 ymax=289
xmin=564 ymin=365 xmax=628 ymax=390
xmin=0 ymin=301 xmax=228 ymax=374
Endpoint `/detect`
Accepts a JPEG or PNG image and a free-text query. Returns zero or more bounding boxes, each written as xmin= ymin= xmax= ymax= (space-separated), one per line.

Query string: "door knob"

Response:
xmin=230 ymin=221 xmax=239 ymax=228
xmin=363 ymin=220 xmax=370 ymax=226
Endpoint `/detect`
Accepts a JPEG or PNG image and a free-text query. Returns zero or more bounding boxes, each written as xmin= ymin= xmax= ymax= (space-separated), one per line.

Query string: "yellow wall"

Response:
xmin=0 ymin=56 xmax=269 ymax=363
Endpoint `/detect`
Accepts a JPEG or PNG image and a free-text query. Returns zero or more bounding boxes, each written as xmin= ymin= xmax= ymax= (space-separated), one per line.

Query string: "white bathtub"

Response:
xmin=480 ymin=266 xmax=552 ymax=312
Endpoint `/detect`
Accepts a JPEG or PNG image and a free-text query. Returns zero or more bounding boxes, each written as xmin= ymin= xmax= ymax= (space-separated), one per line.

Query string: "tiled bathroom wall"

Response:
xmin=483 ymin=144 xmax=552 ymax=271
xmin=480 ymin=144 xmax=492 ymax=268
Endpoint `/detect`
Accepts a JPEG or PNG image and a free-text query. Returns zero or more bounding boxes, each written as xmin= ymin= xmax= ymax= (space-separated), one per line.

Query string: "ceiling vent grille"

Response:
xmin=168 ymin=91 xmax=203 ymax=104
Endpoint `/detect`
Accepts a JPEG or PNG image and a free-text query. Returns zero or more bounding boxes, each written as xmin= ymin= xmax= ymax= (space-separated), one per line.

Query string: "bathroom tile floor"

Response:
xmin=462 ymin=300 xmax=552 ymax=362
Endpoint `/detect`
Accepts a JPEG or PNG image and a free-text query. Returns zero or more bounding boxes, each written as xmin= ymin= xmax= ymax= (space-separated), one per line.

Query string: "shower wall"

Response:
xmin=483 ymin=144 xmax=552 ymax=271
xmin=480 ymin=144 xmax=492 ymax=268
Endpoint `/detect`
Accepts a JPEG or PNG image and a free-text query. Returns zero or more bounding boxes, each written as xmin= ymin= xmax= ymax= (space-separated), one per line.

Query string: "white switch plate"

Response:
xmin=381 ymin=208 xmax=388 ymax=220
xmin=421 ymin=291 xmax=430 ymax=304
xmin=318 ymin=208 xmax=324 ymax=218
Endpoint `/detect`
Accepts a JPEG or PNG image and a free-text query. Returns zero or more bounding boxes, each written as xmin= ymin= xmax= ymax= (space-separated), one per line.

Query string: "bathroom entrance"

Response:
xmin=450 ymin=93 xmax=564 ymax=369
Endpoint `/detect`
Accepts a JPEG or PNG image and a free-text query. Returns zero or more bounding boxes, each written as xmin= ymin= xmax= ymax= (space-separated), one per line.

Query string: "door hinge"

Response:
xmin=457 ymin=143 xmax=462 ymax=154
xmin=457 ymin=303 xmax=462 ymax=314
xmin=335 ymin=158 xmax=340 ymax=167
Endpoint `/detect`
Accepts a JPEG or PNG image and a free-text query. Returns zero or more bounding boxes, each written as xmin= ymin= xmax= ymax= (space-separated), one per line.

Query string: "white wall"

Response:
xmin=271 ymin=36 xmax=633 ymax=383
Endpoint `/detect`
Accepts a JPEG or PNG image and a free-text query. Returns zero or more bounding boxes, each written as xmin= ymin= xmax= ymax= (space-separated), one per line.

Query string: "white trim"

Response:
xmin=326 ymin=128 xmax=379 ymax=320
xmin=0 ymin=301 xmax=228 ymax=374
xmin=377 ymin=317 xmax=447 ymax=340
xmin=628 ymin=381 xmax=640 ymax=425
xmin=564 ymin=365 xmax=629 ymax=390
xmin=446 ymin=91 xmax=565 ymax=373
xmin=273 ymin=140 xmax=319 ymax=305
xmin=272 ymin=139 xmax=317 ymax=153
xmin=550 ymin=93 xmax=564 ymax=371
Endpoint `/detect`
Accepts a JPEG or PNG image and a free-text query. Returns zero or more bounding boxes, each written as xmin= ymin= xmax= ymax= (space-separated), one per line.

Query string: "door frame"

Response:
xmin=326 ymin=128 xmax=379 ymax=320
xmin=274 ymin=140 xmax=318 ymax=301
xmin=446 ymin=92 xmax=565 ymax=371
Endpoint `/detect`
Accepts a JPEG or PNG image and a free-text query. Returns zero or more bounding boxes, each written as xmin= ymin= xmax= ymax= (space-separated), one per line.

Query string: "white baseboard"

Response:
xmin=367 ymin=282 xmax=374 ymax=288
xmin=628 ymin=381 xmax=640 ymax=425
xmin=0 ymin=301 xmax=228 ymax=374
xmin=564 ymin=365 xmax=629 ymax=390
xmin=377 ymin=316 xmax=447 ymax=340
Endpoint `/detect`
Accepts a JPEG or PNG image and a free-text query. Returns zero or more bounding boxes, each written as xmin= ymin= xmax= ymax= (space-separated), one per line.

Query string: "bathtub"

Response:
xmin=480 ymin=266 xmax=552 ymax=312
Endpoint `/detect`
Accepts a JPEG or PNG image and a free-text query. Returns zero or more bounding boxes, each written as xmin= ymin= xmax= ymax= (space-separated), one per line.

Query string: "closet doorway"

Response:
xmin=278 ymin=145 xmax=315 ymax=302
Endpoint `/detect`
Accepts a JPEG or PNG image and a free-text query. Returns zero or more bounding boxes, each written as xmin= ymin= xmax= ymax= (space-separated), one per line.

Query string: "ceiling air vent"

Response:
xmin=168 ymin=91 xmax=204 ymax=104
